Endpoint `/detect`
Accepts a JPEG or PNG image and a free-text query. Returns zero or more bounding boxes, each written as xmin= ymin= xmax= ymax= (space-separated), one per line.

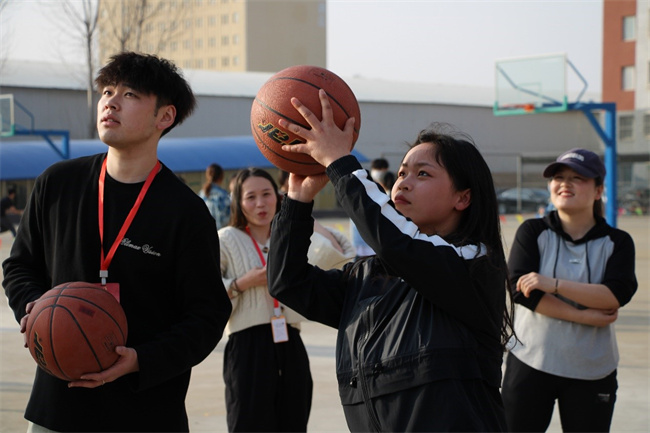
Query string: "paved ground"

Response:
xmin=0 ymin=215 xmax=648 ymax=432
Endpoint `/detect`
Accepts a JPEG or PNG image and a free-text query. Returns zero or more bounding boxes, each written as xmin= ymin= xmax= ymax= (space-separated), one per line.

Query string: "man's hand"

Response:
xmin=68 ymin=346 xmax=139 ymax=389
xmin=20 ymin=301 xmax=36 ymax=347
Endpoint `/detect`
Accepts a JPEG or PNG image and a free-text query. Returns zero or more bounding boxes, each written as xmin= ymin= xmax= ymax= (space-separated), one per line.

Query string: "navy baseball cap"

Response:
xmin=543 ymin=148 xmax=606 ymax=179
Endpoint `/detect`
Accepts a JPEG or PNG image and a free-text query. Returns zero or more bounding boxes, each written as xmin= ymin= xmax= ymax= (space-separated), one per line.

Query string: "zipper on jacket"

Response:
xmin=357 ymin=304 xmax=382 ymax=432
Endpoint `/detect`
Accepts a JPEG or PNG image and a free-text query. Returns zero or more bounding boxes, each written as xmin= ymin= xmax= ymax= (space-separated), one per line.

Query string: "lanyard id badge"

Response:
xmin=98 ymin=157 xmax=161 ymax=303
xmin=271 ymin=315 xmax=289 ymax=343
xmin=246 ymin=227 xmax=289 ymax=343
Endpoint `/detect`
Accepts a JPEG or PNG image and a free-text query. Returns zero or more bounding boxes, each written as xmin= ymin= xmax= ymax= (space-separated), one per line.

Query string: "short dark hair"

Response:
xmin=371 ymin=158 xmax=389 ymax=170
xmin=95 ymin=52 xmax=196 ymax=136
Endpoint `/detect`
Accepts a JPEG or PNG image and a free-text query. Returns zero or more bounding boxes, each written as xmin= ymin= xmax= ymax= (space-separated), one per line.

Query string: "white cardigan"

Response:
xmin=218 ymin=225 xmax=354 ymax=336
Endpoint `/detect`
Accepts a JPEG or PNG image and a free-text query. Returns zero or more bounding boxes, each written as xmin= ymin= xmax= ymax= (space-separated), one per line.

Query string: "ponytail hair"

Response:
xmin=202 ymin=163 xmax=224 ymax=197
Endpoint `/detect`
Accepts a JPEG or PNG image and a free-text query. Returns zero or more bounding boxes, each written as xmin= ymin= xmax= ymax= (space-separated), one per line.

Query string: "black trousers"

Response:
xmin=223 ymin=324 xmax=313 ymax=432
xmin=0 ymin=215 xmax=16 ymax=236
xmin=502 ymin=353 xmax=617 ymax=432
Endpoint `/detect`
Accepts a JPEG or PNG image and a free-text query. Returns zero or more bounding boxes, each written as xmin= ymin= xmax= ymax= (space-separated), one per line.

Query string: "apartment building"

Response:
xmin=602 ymin=0 xmax=650 ymax=193
xmin=98 ymin=0 xmax=326 ymax=73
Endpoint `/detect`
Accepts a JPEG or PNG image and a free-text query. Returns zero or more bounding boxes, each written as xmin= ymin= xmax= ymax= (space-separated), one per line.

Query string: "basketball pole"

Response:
xmin=11 ymin=97 xmax=71 ymax=160
xmin=569 ymin=102 xmax=617 ymax=227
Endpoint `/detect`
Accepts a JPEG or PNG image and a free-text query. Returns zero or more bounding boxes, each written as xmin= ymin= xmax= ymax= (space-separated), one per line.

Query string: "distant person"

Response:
xmin=0 ymin=187 xmax=23 ymax=237
xmin=369 ymin=157 xmax=389 ymax=183
xmin=376 ymin=169 xmax=396 ymax=192
xmin=199 ymin=163 xmax=231 ymax=229
xmin=2 ymin=52 xmax=232 ymax=433
xmin=502 ymin=148 xmax=638 ymax=432
xmin=269 ymin=91 xmax=514 ymax=431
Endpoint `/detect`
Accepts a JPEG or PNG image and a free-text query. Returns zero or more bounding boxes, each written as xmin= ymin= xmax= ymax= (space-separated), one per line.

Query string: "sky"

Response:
xmin=1 ymin=0 xmax=604 ymax=93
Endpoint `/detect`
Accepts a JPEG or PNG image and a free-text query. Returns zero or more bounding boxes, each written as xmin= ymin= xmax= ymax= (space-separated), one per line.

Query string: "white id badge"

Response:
xmin=271 ymin=315 xmax=289 ymax=343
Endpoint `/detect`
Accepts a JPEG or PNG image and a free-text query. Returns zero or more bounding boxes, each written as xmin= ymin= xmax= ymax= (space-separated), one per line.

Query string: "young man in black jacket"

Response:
xmin=2 ymin=52 xmax=232 ymax=432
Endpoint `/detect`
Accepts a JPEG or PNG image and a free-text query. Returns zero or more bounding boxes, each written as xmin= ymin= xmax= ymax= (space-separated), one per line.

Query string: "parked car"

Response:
xmin=497 ymin=187 xmax=550 ymax=214
xmin=618 ymin=186 xmax=650 ymax=215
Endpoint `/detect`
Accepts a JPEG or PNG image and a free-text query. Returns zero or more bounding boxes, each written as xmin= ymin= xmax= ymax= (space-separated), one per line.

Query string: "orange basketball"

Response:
xmin=25 ymin=282 xmax=128 ymax=381
xmin=251 ymin=65 xmax=361 ymax=176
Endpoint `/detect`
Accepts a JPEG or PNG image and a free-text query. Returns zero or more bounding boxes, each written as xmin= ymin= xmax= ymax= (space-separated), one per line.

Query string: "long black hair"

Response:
xmin=412 ymin=124 xmax=515 ymax=348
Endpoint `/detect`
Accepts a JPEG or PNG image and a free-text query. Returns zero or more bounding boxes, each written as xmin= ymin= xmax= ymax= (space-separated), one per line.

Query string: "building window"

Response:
xmin=196 ymin=18 xmax=203 ymax=28
xmin=233 ymin=55 xmax=239 ymax=66
xmin=232 ymin=12 xmax=239 ymax=24
xmin=183 ymin=40 xmax=191 ymax=49
xmin=208 ymin=37 xmax=217 ymax=47
xmin=209 ymin=57 xmax=217 ymax=68
xmin=221 ymin=14 xmax=229 ymax=24
xmin=232 ymin=34 xmax=239 ymax=45
xmin=644 ymin=113 xmax=650 ymax=137
xmin=183 ymin=60 xmax=192 ymax=68
xmin=221 ymin=36 xmax=229 ymax=46
xmin=195 ymin=59 xmax=203 ymax=68
xmin=622 ymin=66 xmax=635 ymax=90
xmin=221 ymin=56 xmax=230 ymax=67
xmin=171 ymin=41 xmax=178 ymax=52
xmin=209 ymin=16 xmax=216 ymax=26
xmin=196 ymin=39 xmax=203 ymax=48
xmin=623 ymin=15 xmax=635 ymax=40
xmin=619 ymin=115 xmax=634 ymax=141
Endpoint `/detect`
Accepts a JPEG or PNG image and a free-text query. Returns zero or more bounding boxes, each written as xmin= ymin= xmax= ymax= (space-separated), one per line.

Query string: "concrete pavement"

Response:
xmin=1 ymin=215 xmax=648 ymax=432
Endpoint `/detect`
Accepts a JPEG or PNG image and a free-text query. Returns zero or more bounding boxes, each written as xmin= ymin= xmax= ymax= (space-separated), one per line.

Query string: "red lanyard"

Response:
xmin=245 ymin=226 xmax=281 ymax=314
xmin=98 ymin=158 xmax=161 ymax=285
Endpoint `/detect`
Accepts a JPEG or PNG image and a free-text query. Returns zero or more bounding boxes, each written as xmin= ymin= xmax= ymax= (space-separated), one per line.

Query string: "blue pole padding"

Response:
xmin=569 ymin=102 xmax=617 ymax=227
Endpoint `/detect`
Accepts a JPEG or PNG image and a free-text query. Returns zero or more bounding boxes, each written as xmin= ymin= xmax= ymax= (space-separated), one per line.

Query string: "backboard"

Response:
xmin=494 ymin=53 xmax=568 ymax=116
xmin=0 ymin=94 xmax=15 ymax=137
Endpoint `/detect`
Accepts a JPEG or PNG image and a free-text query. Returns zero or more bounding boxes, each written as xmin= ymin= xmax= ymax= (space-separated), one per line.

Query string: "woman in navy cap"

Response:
xmin=502 ymin=148 xmax=638 ymax=432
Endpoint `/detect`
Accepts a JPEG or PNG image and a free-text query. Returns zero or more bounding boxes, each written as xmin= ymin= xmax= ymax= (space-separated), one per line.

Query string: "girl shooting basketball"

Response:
xmin=268 ymin=90 xmax=514 ymax=431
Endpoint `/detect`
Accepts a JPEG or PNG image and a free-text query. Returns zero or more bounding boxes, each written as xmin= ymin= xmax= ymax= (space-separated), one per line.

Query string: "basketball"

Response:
xmin=251 ymin=65 xmax=361 ymax=176
xmin=26 ymin=282 xmax=128 ymax=381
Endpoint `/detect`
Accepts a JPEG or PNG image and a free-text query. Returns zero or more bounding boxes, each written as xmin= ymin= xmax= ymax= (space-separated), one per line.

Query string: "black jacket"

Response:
xmin=269 ymin=156 xmax=506 ymax=432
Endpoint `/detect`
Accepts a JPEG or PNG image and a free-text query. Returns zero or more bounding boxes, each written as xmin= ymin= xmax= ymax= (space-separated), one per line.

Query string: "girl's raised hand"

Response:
xmin=286 ymin=172 xmax=329 ymax=203
xmin=278 ymin=89 xmax=356 ymax=168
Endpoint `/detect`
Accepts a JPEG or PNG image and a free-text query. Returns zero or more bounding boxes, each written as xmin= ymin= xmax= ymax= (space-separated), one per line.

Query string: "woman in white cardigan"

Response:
xmin=218 ymin=167 xmax=353 ymax=432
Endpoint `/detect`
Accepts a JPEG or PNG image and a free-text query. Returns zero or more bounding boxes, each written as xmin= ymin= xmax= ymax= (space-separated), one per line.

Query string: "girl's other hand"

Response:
xmin=287 ymin=172 xmax=329 ymax=203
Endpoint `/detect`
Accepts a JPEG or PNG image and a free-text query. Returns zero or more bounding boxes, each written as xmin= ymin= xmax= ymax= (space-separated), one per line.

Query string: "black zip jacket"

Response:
xmin=268 ymin=155 xmax=506 ymax=432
